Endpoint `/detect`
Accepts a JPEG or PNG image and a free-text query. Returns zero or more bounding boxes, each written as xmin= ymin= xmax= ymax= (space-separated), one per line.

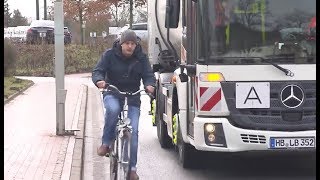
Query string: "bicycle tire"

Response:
xmin=117 ymin=130 xmax=131 ymax=180
xmin=110 ymin=139 xmax=118 ymax=180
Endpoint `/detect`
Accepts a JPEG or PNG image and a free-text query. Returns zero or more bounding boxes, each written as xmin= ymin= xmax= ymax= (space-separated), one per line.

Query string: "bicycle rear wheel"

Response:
xmin=117 ymin=130 xmax=131 ymax=180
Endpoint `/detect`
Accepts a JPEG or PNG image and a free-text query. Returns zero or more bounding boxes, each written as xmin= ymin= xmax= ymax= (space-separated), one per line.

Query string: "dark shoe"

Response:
xmin=129 ymin=171 xmax=139 ymax=180
xmin=97 ymin=144 xmax=110 ymax=156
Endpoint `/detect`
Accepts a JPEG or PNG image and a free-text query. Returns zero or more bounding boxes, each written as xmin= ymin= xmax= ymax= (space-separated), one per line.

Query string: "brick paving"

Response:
xmin=4 ymin=75 xmax=90 ymax=180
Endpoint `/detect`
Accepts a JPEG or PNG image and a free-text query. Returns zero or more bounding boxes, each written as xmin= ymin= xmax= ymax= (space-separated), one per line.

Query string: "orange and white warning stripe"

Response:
xmin=199 ymin=87 xmax=222 ymax=111
xmin=195 ymin=77 xmax=199 ymax=110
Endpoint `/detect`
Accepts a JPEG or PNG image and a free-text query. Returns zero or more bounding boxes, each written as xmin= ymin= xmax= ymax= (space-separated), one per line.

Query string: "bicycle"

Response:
xmin=100 ymin=84 xmax=145 ymax=180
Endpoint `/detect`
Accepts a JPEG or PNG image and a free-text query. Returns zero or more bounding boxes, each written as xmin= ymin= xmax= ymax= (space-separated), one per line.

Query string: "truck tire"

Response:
xmin=156 ymin=91 xmax=172 ymax=148
xmin=177 ymin=123 xmax=196 ymax=168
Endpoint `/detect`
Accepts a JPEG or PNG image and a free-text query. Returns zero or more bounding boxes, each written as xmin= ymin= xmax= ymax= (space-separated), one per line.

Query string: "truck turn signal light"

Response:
xmin=199 ymin=72 xmax=225 ymax=82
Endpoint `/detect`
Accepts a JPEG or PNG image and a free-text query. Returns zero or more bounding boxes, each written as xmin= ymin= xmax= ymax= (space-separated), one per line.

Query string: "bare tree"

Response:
xmin=281 ymin=9 xmax=313 ymax=28
xmin=10 ymin=9 xmax=29 ymax=26
xmin=4 ymin=0 xmax=11 ymax=27
xmin=234 ymin=0 xmax=271 ymax=28
xmin=61 ymin=0 xmax=112 ymax=44
xmin=135 ymin=7 xmax=147 ymax=23
xmin=109 ymin=0 xmax=147 ymax=26
xmin=47 ymin=4 xmax=54 ymax=20
xmin=109 ymin=1 xmax=130 ymax=26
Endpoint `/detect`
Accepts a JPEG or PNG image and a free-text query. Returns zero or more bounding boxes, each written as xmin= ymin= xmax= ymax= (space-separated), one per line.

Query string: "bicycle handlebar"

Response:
xmin=99 ymin=84 xmax=145 ymax=96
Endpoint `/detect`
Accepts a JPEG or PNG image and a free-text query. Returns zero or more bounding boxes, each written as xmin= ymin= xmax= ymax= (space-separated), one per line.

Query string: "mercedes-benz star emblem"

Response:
xmin=280 ymin=85 xmax=304 ymax=108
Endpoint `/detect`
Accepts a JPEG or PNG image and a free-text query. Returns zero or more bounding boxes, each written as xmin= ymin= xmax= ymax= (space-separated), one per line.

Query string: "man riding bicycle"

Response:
xmin=92 ymin=29 xmax=156 ymax=180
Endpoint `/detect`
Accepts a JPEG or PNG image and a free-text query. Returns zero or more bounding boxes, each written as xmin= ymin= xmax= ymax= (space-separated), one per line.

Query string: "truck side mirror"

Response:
xmin=165 ymin=0 xmax=180 ymax=28
xmin=179 ymin=64 xmax=196 ymax=82
xmin=179 ymin=73 xmax=188 ymax=82
xmin=181 ymin=64 xmax=196 ymax=76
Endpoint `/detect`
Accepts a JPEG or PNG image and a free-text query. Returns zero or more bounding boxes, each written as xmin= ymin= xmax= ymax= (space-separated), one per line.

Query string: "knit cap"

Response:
xmin=120 ymin=29 xmax=138 ymax=44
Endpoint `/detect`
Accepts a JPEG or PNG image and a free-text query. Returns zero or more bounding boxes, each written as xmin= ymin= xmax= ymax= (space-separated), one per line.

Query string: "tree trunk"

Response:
xmin=129 ymin=0 xmax=133 ymax=28
xmin=44 ymin=0 xmax=47 ymax=20
xmin=78 ymin=0 xmax=84 ymax=45
xmin=36 ymin=0 xmax=39 ymax=20
xmin=115 ymin=2 xmax=119 ymax=26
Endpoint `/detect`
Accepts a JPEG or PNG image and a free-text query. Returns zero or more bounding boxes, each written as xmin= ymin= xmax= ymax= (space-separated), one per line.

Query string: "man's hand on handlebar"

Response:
xmin=145 ymin=85 xmax=155 ymax=94
xmin=96 ymin=80 xmax=108 ymax=89
xmin=145 ymin=85 xmax=155 ymax=99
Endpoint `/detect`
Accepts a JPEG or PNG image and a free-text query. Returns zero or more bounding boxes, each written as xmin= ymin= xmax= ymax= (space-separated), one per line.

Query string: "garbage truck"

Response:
xmin=147 ymin=0 xmax=316 ymax=168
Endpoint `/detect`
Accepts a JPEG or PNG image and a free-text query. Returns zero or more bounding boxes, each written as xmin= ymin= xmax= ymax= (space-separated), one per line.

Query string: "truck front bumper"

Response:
xmin=190 ymin=117 xmax=316 ymax=152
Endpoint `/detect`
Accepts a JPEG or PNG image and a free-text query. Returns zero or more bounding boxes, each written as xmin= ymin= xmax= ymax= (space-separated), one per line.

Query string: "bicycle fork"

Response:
xmin=118 ymin=128 xmax=132 ymax=164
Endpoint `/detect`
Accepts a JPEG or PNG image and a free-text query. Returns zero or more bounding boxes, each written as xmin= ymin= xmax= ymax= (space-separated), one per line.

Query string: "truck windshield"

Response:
xmin=200 ymin=0 xmax=316 ymax=65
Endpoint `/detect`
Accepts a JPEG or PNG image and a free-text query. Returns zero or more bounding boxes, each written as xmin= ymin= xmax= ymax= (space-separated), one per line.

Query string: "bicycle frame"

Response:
xmin=100 ymin=85 xmax=145 ymax=180
xmin=114 ymin=95 xmax=132 ymax=180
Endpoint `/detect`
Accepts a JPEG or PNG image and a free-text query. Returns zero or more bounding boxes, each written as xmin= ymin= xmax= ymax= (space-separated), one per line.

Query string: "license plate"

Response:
xmin=39 ymin=32 xmax=46 ymax=37
xmin=269 ymin=137 xmax=315 ymax=149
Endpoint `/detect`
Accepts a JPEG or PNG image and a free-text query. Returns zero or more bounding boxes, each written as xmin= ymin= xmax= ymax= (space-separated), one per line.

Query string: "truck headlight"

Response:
xmin=205 ymin=123 xmax=215 ymax=133
xmin=204 ymin=123 xmax=227 ymax=147
xmin=207 ymin=133 xmax=215 ymax=142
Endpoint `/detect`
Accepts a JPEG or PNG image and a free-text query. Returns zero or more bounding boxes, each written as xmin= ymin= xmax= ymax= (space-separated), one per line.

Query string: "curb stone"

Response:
xmin=4 ymin=81 xmax=35 ymax=105
xmin=70 ymin=85 xmax=88 ymax=180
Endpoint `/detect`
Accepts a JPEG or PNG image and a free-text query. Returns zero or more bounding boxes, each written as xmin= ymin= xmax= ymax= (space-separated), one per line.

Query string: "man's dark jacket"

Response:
xmin=92 ymin=40 xmax=155 ymax=106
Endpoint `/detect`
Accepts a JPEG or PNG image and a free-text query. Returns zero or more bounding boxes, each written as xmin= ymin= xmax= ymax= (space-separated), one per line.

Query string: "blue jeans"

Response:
xmin=102 ymin=94 xmax=140 ymax=171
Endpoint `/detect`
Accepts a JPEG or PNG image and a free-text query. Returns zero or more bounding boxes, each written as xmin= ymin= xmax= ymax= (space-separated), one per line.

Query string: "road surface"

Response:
xmin=83 ymin=79 xmax=316 ymax=180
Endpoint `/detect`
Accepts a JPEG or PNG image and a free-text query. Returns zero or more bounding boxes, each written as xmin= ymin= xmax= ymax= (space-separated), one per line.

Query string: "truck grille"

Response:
xmin=241 ymin=134 xmax=266 ymax=144
xmin=221 ymin=81 xmax=316 ymax=131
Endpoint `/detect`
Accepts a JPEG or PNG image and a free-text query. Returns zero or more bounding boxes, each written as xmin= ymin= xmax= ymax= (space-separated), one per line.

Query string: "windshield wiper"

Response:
xmin=260 ymin=57 xmax=294 ymax=77
xmin=208 ymin=56 xmax=295 ymax=77
xmin=234 ymin=57 xmax=294 ymax=77
xmin=210 ymin=57 xmax=294 ymax=77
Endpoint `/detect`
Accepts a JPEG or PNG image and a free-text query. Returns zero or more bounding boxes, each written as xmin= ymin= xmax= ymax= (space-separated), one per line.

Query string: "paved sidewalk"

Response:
xmin=4 ymin=74 xmax=90 ymax=180
xmin=82 ymin=84 xmax=110 ymax=179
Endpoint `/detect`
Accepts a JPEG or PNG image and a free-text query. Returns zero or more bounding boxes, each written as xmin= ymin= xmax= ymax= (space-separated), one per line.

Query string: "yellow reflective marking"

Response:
xmin=172 ymin=114 xmax=178 ymax=145
xmin=226 ymin=24 xmax=230 ymax=45
xmin=151 ymin=99 xmax=156 ymax=125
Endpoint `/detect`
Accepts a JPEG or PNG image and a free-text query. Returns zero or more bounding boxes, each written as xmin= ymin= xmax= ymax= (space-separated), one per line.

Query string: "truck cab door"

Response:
xmin=186 ymin=0 xmax=198 ymax=138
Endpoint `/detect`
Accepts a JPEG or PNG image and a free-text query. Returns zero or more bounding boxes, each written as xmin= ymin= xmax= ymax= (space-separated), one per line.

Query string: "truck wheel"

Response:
xmin=177 ymin=123 xmax=196 ymax=168
xmin=156 ymin=92 xmax=172 ymax=148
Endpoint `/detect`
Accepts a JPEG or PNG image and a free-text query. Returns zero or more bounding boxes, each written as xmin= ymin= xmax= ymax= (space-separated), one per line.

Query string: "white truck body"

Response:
xmin=148 ymin=0 xmax=316 ymax=167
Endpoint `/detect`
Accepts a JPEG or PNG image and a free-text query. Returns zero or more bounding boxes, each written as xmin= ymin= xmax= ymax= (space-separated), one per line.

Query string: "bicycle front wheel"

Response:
xmin=110 ymin=140 xmax=118 ymax=180
xmin=117 ymin=130 xmax=131 ymax=180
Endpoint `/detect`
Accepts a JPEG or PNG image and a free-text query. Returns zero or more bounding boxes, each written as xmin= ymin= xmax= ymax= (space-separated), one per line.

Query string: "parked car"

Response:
xmin=64 ymin=27 xmax=72 ymax=44
xmin=26 ymin=20 xmax=72 ymax=45
xmin=26 ymin=20 xmax=55 ymax=44
xmin=131 ymin=22 xmax=148 ymax=41
xmin=117 ymin=22 xmax=148 ymax=42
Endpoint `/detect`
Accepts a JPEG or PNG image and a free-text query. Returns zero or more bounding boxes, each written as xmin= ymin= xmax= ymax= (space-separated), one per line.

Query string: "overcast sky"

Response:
xmin=8 ymin=0 xmax=53 ymax=21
